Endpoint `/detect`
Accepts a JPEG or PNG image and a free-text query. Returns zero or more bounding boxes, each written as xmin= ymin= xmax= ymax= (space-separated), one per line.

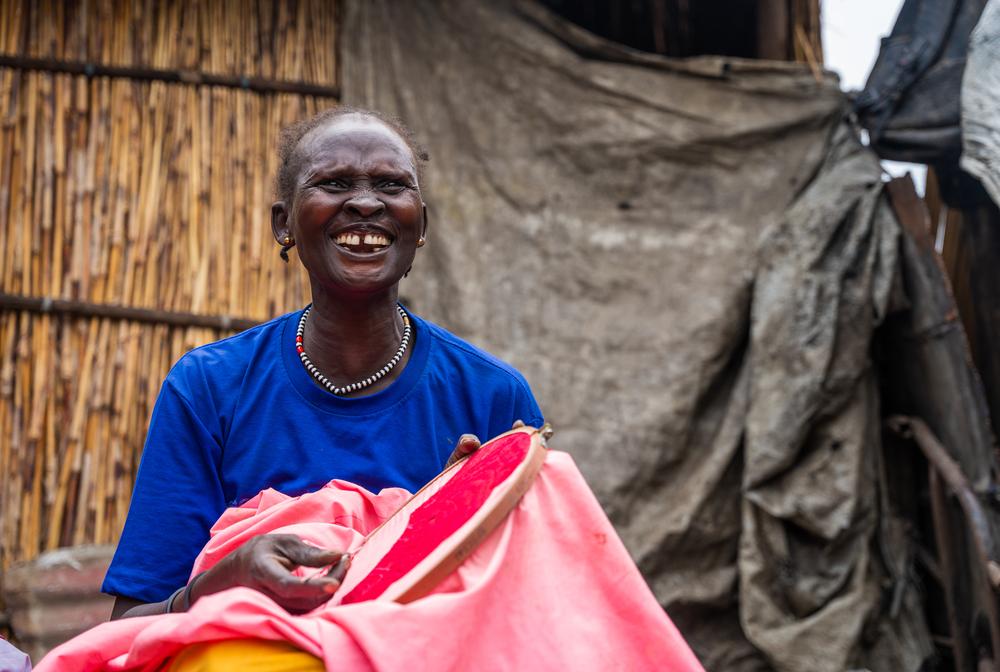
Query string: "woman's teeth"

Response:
xmin=334 ymin=232 xmax=391 ymax=251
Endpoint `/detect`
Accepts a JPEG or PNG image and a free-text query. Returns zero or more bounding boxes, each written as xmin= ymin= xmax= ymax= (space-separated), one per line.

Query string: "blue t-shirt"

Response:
xmin=102 ymin=307 xmax=543 ymax=602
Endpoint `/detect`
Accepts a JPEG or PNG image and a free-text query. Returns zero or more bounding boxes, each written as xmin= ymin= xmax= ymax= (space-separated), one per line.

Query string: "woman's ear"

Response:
xmin=271 ymin=201 xmax=290 ymax=244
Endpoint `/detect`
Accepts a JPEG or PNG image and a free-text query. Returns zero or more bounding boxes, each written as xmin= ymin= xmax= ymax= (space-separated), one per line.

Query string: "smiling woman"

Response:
xmin=99 ymin=108 xmax=544 ymax=632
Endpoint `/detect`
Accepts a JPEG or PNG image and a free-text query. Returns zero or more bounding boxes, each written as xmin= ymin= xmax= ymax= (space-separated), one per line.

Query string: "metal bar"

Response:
xmin=888 ymin=416 xmax=998 ymax=561
xmin=0 ymin=293 xmax=260 ymax=332
xmin=0 ymin=55 xmax=340 ymax=98
xmin=930 ymin=467 xmax=974 ymax=672
xmin=887 ymin=415 xmax=1000 ymax=667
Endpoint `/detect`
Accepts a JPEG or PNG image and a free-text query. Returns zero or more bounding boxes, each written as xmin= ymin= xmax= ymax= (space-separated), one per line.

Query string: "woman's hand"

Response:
xmin=445 ymin=420 xmax=526 ymax=468
xmin=187 ymin=533 xmax=347 ymax=614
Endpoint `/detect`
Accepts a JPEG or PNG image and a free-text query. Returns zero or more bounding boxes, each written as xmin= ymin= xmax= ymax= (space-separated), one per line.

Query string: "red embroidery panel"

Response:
xmin=340 ymin=432 xmax=531 ymax=604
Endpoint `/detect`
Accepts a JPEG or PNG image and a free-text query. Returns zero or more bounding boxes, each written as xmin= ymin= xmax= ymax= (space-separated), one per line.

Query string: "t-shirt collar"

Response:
xmin=281 ymin=304 xmax=431 ymax=415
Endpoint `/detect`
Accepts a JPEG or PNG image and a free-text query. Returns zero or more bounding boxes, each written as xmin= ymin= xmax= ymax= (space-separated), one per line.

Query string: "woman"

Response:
xmin=103 ymin=107 xmax=544 ymax=619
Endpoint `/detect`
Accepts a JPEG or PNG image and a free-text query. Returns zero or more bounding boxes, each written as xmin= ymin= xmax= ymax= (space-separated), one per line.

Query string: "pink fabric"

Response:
xmin=37 ymin=452 xmax=704 ymax=671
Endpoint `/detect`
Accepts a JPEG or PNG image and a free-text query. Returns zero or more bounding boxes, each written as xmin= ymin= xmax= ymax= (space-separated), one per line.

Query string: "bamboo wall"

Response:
xmin=0 ymin=0 xmax=337 ymax=569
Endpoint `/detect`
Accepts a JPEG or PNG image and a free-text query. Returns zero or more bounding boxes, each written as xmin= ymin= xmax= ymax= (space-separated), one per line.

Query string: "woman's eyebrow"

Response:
xmin=303 ymin=165 xmax=415 ymax=182
xmin=373 ymin=169 xmax=416 ymax=182
xmin=302 ymin=164 xmax=353 ymax=180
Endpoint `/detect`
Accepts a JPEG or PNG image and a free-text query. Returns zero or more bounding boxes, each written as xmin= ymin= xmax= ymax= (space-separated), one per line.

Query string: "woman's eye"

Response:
xmin=379 ymin=181 xmax=407 ymax=193
xmin=320 ymin=179 xmax=350 ymax=190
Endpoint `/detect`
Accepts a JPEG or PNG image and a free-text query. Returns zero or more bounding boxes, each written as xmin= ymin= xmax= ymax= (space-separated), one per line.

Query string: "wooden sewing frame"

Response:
xmin=329 ymin=425 xmax=548 ymax=606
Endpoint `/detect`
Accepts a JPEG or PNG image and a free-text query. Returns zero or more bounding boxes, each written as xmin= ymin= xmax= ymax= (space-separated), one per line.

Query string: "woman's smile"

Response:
xmin=331 ymin=224 xmax=395 ymax=256
xmin=272 ymin=114 xmax=428 ymax=295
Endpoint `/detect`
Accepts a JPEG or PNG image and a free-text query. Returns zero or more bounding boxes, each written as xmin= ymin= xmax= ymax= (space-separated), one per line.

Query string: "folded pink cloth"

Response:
xmin=37 ymin=452 xmax=704 ymax=671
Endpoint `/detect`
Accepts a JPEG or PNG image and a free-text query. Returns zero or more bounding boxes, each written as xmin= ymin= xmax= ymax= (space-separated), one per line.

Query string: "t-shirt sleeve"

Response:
xmin=102 ymin=374 xmax=226 ymax=603
xmin=510 ymin=375 xmax=545 ymax=429
xmin=481 ymin=371 xmax=544 ymax=443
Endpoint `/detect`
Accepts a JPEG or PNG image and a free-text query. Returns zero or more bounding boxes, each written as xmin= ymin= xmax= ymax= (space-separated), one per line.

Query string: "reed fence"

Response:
xmin=0 ymin=0 xmax=337 ymax=569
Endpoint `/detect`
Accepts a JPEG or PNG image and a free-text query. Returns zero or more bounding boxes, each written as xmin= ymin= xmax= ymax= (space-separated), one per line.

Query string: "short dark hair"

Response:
xmin=274 ymin=106 xmax=429 ymax=205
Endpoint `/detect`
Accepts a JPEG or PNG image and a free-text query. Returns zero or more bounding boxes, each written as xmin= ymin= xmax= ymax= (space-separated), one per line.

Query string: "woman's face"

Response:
xmin=274 ymin=115 xmax=426 ymax=298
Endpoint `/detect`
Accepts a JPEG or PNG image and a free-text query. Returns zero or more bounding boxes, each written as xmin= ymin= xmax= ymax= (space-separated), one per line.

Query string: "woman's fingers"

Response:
xmin=251 ymin=557 xmax=340 ymax=611
xmin=446 ymin=433 xmax=481 ymax=467
xmin=276 ymin=535 xmax=344 ymax=567
xmin=456 ymin=434 xmax=481 ymax=454
xmin=259 ymin=572 xmax=339 ymax=613
xmin=242 ymin=535 xmax=347 ymax=612
xmin=443 ymin=422 xmax=532 ymax=470
xmin=322 ymin=554 xmax=352 ymax=584
xmin=264 ymin=558 xmax=341 ymax=599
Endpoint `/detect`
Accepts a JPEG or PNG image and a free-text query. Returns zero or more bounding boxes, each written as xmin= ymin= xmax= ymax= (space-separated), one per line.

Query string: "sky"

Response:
xmin=821 ymin=0 xmax=928 ymax=192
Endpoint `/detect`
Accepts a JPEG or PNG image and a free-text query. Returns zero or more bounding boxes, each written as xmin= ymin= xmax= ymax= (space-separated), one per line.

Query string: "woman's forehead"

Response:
xmin=297 ymin=117 xmax=417 ymax=176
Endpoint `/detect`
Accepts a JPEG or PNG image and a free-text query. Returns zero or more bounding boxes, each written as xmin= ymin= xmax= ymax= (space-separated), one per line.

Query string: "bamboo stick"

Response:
xmin=0 ymin=313 xmax=17 ymax=559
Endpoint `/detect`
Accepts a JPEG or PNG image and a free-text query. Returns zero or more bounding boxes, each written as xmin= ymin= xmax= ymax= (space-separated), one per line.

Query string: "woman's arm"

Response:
xmin=111 ymin=596 xmax=171 ymax=619
xmin=103 ymin=376 xmax=228 ymax=607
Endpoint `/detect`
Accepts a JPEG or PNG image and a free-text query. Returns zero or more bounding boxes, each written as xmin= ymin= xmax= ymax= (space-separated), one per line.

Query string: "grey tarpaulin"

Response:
xmin=340 ymin=2 xmax=933 ymax=669
xmin=962 ymin=0 xmax=1000 ymax=207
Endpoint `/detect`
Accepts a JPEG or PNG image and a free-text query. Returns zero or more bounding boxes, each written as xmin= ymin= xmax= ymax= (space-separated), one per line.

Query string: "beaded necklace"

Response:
xmin=295 ymin=304 xmax=411 ymax=396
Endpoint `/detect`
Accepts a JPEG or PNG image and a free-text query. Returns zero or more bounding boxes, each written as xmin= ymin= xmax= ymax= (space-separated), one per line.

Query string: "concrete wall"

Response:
xmin=2 ymin=545 xmax=114 ymax=663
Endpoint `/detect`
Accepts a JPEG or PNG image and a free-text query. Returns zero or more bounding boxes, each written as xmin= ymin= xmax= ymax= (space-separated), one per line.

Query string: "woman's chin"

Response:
xmin=318 ymin=270 xmax=404 ymax=298
xmin=304 ymin=248 xmax=413 ymax=297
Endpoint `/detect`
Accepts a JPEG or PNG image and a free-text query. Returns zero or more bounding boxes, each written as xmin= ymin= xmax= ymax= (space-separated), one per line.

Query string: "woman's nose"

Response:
xmin=344 ymin=194 xmax=385 ymax=218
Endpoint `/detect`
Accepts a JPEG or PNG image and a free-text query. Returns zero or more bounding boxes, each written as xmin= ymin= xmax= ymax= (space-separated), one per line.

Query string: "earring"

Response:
xmin=416 ymin=237 xmax=426 ymax=248
xmin=279 ymin=236 xmax=295 ymax=263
